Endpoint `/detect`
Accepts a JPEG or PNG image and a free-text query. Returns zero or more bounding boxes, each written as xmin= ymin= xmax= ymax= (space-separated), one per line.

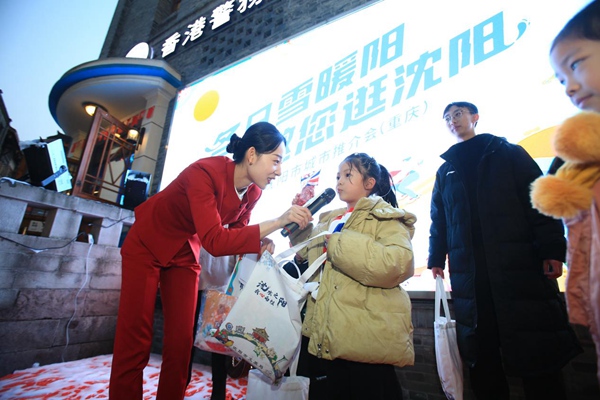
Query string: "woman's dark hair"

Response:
xmin=551 ymin=0 xmax=600 ymax=52
xmin=226 ymin=121 xmax=286 ymax=163
xmin=342 ymin=153 xmax=398 ymax=208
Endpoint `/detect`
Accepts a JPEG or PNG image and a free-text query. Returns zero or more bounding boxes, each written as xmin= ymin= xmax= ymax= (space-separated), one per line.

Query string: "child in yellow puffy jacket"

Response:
xmin=290 ymin=152 xmax=416 ymax=400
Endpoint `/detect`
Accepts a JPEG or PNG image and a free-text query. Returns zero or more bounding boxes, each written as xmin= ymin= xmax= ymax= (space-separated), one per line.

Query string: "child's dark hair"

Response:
xmin=551 ymin=1 xmax=600 ymax=52
xmin=226 ymin=121 xmax=286 ymax=163
xmin=342 ymin=153 xmax=398 ymax=208
xmin=442 ymin=101 xmax=479 ymax=117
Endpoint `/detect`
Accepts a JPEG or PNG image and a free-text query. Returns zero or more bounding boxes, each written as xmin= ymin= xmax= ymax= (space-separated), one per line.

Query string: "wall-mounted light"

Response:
xmin=125 ymin=42 xmax=154 ymax=59
xmin=126 ymin=123 xmax=145 ymax=151
xmin=126 ymin=128 xmax=139 ymax=142
xmin=82 ymin=102 xmax=107 ymax=116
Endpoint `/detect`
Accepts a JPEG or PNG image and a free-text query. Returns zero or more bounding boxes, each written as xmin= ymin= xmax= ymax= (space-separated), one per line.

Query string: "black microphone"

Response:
xmin=281 ymin=188 xmax=336 ymax=237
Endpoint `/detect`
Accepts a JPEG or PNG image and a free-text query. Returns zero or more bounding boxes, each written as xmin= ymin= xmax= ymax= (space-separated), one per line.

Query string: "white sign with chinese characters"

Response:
xmin=161 ymin=0 xmax=264 ymax=58
xmin=163 ymin=0 xmax=589 ymax=291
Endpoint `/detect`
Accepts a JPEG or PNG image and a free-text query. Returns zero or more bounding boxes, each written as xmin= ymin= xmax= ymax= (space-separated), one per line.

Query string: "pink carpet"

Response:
xmin=0 ymin=353 xmax=248 ymax=399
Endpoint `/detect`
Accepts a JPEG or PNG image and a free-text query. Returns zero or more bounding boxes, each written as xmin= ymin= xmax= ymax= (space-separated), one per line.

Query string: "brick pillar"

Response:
xmin=42 ymin=208 xmax=82 ymax=239
xmin=131 ymin=87 xmax=178 ymax=188
xmin=90 ymin=218 xmax=124 ymax=247
xmin=0 ymin=197 xmax=27 ymax=233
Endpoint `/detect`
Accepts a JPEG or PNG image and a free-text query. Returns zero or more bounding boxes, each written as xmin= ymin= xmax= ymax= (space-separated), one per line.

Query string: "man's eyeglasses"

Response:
xmin=443 ymin=109 xmax=468 ymax=123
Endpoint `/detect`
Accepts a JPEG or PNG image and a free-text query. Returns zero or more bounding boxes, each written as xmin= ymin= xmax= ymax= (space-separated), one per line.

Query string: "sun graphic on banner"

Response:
xmin=517 ymin=125 xmax=557 ymax=159
xmin=194 ymin=90 xmax=220 ymax=121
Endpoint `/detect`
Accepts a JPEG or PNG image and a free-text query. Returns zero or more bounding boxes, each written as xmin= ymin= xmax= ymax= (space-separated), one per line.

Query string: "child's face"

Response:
xmin=336 ymin=162 xmax=372 ymax=209
xmin=550 ymin=38 xmax=600 ymax=112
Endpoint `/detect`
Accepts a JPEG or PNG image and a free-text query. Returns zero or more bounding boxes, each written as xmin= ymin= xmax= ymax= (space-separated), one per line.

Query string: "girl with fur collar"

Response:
xmin=531 ymin=112 xmax=600 ymax=386
xmin=530 ymin=0 xmax=600 ymax=384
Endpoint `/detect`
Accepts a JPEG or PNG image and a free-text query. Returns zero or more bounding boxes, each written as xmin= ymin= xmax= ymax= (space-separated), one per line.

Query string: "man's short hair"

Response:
xmin=442 ymin=102 xmax=479 ymax=117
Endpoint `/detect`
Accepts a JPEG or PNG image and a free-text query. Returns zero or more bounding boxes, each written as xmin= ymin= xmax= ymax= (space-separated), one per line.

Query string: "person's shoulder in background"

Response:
xmin=547 ymin=157 xmax=565 ymax=175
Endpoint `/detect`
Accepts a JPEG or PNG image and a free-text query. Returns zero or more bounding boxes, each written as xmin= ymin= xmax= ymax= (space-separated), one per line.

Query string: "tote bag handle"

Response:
xmin=435 ymin=275 xmax=451 ymax=320
xmin=274 ymin=231 xmax=330 ymax=285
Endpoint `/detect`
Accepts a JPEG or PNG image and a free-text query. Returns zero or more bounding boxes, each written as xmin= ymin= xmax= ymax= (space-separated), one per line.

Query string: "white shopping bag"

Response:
xmin=225 ymin=253 xmax=259 ymax=297
xmin=246 ymin=342 xmax=309 ymax=400
xmin=214 ymin=234 xmax=327 ymax=383
xmin=434 ymin=276 xmax=463 ymax=400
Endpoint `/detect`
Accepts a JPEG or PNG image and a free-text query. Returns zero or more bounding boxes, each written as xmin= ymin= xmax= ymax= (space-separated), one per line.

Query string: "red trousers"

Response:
xmin=109 ymin=227 xmax=200 ymax=400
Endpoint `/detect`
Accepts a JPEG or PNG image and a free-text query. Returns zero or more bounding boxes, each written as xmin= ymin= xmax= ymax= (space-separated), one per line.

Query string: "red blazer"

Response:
xmin=129 ymin=156 xmax=262 ymax=265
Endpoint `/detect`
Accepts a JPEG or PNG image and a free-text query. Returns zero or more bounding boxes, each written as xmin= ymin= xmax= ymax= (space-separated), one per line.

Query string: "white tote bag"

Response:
xmin=214 ymin=234 xmax=327 ymax=383
xmin=246 ymin=341 xmax=309 ymax=400
xmin=225 ymin=253 xmax=259 ymax=297
xmin=434 ymin=276 xmax=463 ymax=400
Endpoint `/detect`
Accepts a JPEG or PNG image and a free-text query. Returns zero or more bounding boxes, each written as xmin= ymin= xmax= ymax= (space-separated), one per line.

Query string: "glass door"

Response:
xmin=72 ymin=109 xmax=135 ymax=205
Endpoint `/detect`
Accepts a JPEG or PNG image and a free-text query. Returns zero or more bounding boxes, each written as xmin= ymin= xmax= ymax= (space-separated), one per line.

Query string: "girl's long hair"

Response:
xmin=342 ymin=152 xmax=398 ymax=208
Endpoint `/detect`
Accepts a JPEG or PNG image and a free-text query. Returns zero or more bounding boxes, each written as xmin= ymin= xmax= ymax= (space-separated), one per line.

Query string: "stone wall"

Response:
xmin=0 ymin=181 xmax=133 ymax=377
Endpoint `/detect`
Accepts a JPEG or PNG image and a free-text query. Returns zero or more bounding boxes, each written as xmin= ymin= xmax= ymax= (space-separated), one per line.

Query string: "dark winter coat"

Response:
xmin=428 ymin=134 xmax=581 ymax=377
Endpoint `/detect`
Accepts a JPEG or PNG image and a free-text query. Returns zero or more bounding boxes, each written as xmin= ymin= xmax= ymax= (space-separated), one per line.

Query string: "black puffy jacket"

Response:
xmin=428 ymin=134 xmax=581 ymax=376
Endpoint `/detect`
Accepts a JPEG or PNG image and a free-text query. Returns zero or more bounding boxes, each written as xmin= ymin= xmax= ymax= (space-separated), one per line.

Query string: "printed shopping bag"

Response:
xmin=434 ymin=276 xmax=463 ymax=400
xmin=215 ymin=234 xmax=327 ymax=383
xmin=193 ymin=288 xmax=238 ymax=356
xmin=194 ymin=253 xmax=257 ymax=355
xmin=246 ymin=342 xmax=309 ymax=400
xmin=225 ymin=253 xmax=259 ymax=297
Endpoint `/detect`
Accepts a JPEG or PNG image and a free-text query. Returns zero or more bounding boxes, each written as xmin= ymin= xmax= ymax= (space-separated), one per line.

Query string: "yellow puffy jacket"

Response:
xmin=291 ymin=195 xmax=416 ymax=367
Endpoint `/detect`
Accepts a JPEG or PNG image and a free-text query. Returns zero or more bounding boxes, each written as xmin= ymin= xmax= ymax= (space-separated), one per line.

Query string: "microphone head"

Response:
xmin=323 ymin=188 xmax=336 ymax=203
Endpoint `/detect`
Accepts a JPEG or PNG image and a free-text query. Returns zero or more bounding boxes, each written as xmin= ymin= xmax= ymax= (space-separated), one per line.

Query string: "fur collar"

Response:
xmin=531 ymin=112 xmax=600 ymax=218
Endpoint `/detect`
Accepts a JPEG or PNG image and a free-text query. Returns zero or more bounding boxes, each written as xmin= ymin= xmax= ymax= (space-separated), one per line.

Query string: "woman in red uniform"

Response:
xmin=109 ymin=121 xmax=312 ymax=400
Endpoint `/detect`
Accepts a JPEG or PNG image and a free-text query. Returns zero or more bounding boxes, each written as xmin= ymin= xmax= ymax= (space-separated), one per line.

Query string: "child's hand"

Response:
xmin=292 ymin=193 xmax=303 ymax=206
xmin=293 ymin=185 xmax=315 ymax=206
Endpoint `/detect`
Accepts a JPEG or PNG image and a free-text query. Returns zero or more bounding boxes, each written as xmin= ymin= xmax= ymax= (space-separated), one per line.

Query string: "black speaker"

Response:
xmin=123 ymin=177 xmax=149 ymax=210
xmin=23 ymin=145 xmax=57 ymax=190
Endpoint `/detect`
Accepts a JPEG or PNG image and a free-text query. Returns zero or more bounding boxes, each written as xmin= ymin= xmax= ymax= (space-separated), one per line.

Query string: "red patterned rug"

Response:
xmin=0 ymin=354 xmax=247 ymax=399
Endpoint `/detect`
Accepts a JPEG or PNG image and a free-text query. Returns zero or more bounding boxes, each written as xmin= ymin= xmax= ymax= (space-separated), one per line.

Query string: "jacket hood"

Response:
xmin=355 ymin=196 xmax=417 ymax=238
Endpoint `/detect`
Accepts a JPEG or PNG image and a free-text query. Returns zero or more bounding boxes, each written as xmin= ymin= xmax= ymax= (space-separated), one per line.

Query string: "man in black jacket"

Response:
xmin=427 ymin=101 xmax=581 ymax=400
